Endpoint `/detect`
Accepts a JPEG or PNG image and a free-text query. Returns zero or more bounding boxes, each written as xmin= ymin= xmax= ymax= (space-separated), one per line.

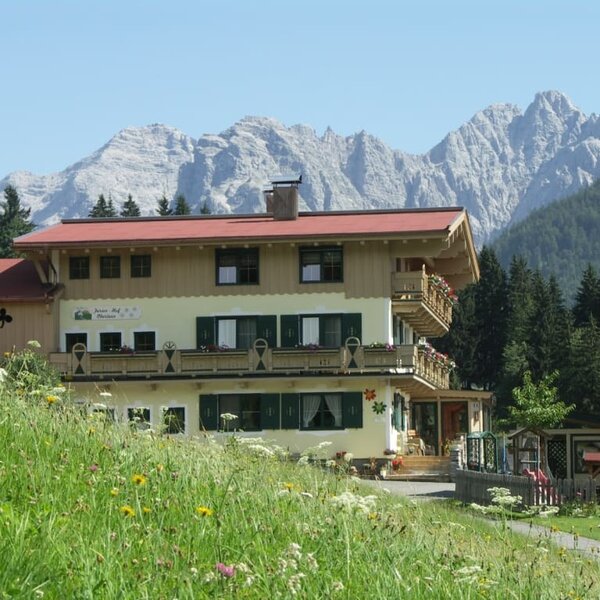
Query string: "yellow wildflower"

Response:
xmin=120 ymin=505 xmax=135 ymax=517
xmin=142 ymin=507 xmax=152 ymax=514
xmin=131 ymin=474 xmax=148 ymax=486
xmin=110 ymin=488 xmax=119 ymax=497
xmin=195 ymin=506 xmax=214 ymax=517
xmin=46 ymin=395 xmax=58 ymax=405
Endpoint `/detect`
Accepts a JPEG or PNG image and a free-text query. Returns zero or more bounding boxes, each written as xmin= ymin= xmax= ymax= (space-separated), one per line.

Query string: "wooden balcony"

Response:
xmin=391 ymin=271 xmax=454 ymax=337
xmin=48 ymin=340 xmax=450 ymax=392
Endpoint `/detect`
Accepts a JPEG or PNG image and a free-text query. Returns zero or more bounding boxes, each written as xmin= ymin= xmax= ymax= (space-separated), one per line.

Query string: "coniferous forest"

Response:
xmin=438 ymin=247 xmax=600 ymax=423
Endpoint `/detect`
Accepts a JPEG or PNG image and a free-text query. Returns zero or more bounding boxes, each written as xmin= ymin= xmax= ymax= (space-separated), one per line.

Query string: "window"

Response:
xmin=134 ymin=331 xmax=156 ymax=351
xmin=301 ymin=393 xmax=342 ymax=429
xmin=100 ymin=256 xmax=121 ymax=278
xmin=219 ymin=394 xmax=261 ymax=431
xmin=69 ymin=256 xmax=90 ymax=280
xmin=300 ymin=247 xmax=342 ymax=283
xmin=99 ymin=332 xmax=122 ymax=352
xmin=127 ymin=407 xmax=151 ymax=430
xmin=66 ymin=332 xmax=88 ymax=352
xmin=280 ymin=313 xmax=361 ymax=348
xmin=131 ymin=254 xmax=151 ymax=278
xmin=163 ymin=407 xmax=185 ymax=434
xmin=196 ymin=315 xmax=276 ymax=349
xmin=216 ymin=248 xmax=259 ymax=285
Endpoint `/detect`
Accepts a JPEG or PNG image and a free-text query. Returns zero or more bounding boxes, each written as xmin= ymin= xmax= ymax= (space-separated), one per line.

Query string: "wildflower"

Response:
xmin=0 ymin=368 xmax=6 ymax=383
xmin=317 ymin=441 xmax=332 ymax=449
xmin=110 ymin=488 xmax=119 ymax=497
xmin=332 ymin=581 xmax=344 ymax=592
xmin=196 ymin=506 xmax=214 ymax=517
xmin=46 ymin=395 xmax=58 ymax=405
xmin=88 ymin=464 xmax=99 ymax=473
xmin=120 ymin=505 xmax=135 ymax=517
xmin=287 ymin=573 xmax=306 ymax=595
xmin=156 ymin=463 xmax=164 ymax=472
xmin=142 ymin=507 xmax=151 ymax=514
xmin=27 ymin=340 xmax=41 ymax=348
xmin=284 ymin=482 xmax=296 ymax=492
xmin=328 ymin=491 xmax=377 ymax=514
xmin=190 ymin=567 xmax=198 ymax=578
xmin=216 ymin=562 xmax=235 ymax=578
xmin=297 ymin=456 xmax=310 ymax=466
xmin=220 ymin=412 xmax=238 ymax=422
xmin=287 ymin=543 xmax=302 ymax=559
xmin=131 ymin=474 xmax=148 ymax=486
xmin=247 ymin=444 xmax=275 ymax=457
xmin=305 ymin=553 xmax=318 ymax=571
xmin=52 ymin=386 xmax=66 ymax=394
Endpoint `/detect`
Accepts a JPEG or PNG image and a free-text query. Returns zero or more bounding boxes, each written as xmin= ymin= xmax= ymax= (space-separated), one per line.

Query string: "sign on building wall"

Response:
xmin=73 ymin=307 xmax=142 ymax=321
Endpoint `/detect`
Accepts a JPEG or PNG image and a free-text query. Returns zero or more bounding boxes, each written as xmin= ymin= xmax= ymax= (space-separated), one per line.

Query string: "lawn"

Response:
xmin=1 ymin=348 xmax=600 ymax=598
xmin=530 ymin=515 xmax=600 ymax=542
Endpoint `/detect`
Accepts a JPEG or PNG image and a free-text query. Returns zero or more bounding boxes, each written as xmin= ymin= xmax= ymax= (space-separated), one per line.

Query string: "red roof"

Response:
xmin=0 ymin=259 xmax=55 ymax=301
xmin=13 ymin=209 xmax=464 ymax=248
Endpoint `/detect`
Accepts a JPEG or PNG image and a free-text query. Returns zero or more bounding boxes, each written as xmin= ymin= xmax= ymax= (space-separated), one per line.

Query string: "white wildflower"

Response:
xmin=305 ymin=552 xmax=318 ymax=571
xmin=343 ymin=452 xmax=354 ymax=462
xmin=287 ymin=573 xmax=306 ymax=595
xmin=454 ymin=565 xmax=482 ymax=576
xmin=287 ymin=542 xmax=302 ymax=560
xmin=220 ymin=412 xmax=239 ymax=422
xmin=27 ymin=340 xmax=41 ymax=348
xmin=300 ymin=492 xmax=314 ymax=499
xmin=328 ymin=492 xmax=377 ymax=514
xmin=325 ymin=459 xmax=336 ymax=468
xmin=332 ymin=581 xmax=344 ymax=592
xmin=297 ymin=456 xmax=310 ymax=466
xmin=317 ymin=441 xmax=333 ymax=449
xmin=247 ymin=444 xmax=275 ymax=457
xmin=0 ymin=368 xmax=6 ymax=383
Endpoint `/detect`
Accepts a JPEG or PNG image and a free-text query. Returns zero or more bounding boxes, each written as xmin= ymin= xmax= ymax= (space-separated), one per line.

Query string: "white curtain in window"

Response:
xmin=219 ymin=266 xmax=236 ymax=284
xmin=218 ymin=319 xmax=236 ymax=348
xmin=302 ymin=394 xmax=321 ymax=427
xmin=302 ymin=317 xmax=319 ymax=345
xmin=324 ymin=394 xmax=342 ymax=427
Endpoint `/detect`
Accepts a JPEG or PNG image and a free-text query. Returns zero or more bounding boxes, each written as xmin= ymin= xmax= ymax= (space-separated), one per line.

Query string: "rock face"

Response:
xmin=3 ymin=91 xmax=600 ymax=244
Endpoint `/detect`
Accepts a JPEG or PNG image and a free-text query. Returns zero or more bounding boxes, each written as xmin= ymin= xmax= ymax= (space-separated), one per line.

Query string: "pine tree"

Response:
xmin=572 ymin=264 xmax=600 ymax=327
xmin=472 ymin=246 xmax=508 ymax=390
xmin=156 ymin=195 xmax=173 ymax=216
xmin=562 ymin=318 xmax=600 ymax=416
xmin=199 ymin=202 xmax=211 ymax=215
xmin=0 ymin=185 xmax=35 ymax=258
xmin=173 ymin=194 xmax=191 ymax=215
xmin=120 ymin=194 xmax=141 ymax=217
xmin=88 ymin=194 xmax=117 ymax=218
xmin=505 ymin=255 xmax=534 ymax=345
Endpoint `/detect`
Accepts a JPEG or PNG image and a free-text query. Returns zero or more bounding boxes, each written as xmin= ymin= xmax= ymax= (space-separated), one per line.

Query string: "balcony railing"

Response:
xmin=391 ymin=270 xmax=453 ymax=336
xmin=48 ymin=339 xmax=450 ymax=391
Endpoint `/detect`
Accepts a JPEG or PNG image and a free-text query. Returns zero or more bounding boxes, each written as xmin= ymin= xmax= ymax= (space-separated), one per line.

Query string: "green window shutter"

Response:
xmin=257 ymin=315 xmax=277 ymax=348
xmin=342 ymin=313 xmax=362 ymax=344
xmin=281 ymin=393 xmax=299 ymax=429
xmin=260 ymin=393 xmax=280 ymax=429
xmin=199 ymin=394 xmax=218 ymax=431
xmin=196 ymin=317 xmax=215 ymax=349
xmin=342 ymin=392 xmax=363 ymax=428
xmin=280 ymin=315 xmax=299 ymax=348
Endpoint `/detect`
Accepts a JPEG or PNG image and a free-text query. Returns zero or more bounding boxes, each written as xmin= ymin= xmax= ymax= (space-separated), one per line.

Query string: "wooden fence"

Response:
xmin=455 ymin=469 xmax=598 ymax=506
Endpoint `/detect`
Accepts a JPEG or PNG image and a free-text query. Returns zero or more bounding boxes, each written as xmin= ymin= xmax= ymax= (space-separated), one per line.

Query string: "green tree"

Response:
xmin=572 ymin=263 xmax=600 ymax=327
xmin=156 ymin=195 xmax=173 ymax=216
xmin=509 ymin=371 xmax=574 ymax=429
xmin=199 ymin=202 xmax=211 ymax=215
xmin=120 ymin=194 xmax=141 ymax=217
xmin=561 ymin=318 xmax=600 ymax=416
xmin=173 ymin=194 xmax=191 ymax=215
xmin=0 ymin=185 xmax=35 ymax=257
xmin=473 ymin=246 xmax=508 ymax=390
xmin=88 ymin=194 xmax=117 ymax=218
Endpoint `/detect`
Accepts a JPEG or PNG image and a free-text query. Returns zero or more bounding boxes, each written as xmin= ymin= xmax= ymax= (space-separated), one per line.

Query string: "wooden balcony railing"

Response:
xmin=391 ymin=270 xmax=453 ymax=336
xmin=48 ymin=339 xmax=450 ymax=391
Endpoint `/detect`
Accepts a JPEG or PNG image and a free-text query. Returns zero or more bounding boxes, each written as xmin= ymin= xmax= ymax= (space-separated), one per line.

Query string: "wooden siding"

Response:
xmin=58 ymin=241 xmax=395 ymax=300
xmin=0 ymin=302 xmax=58 ymax=354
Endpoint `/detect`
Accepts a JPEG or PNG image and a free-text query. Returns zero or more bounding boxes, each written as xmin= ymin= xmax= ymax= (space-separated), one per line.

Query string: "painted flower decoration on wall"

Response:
xmin=364 ymin=389 xmax=376 ymax=401
xmin=372 ymin=401 xmax=387 ymax=414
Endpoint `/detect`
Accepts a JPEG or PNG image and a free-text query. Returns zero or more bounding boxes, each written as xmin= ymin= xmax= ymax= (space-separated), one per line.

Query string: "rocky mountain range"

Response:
xmin=2 ymin=90 xmax=600 ymax=244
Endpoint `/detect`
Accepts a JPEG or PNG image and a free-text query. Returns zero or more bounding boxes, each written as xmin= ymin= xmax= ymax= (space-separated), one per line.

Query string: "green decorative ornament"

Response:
xmin=372 ymin=401 xmax=387 ymax=414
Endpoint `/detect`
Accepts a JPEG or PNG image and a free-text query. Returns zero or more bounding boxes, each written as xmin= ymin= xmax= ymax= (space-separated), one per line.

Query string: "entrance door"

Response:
xmin=411 ymin=402 xmax=438 ymax=455
xmin=441 ymin=401 xmax=468 ymax=455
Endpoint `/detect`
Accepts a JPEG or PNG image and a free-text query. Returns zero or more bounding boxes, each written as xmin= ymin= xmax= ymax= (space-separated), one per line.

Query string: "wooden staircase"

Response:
xmin=386 ymin=456 xmax=451 ymax=482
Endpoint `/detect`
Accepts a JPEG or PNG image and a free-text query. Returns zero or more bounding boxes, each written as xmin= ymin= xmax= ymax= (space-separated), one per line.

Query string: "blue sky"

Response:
xmin=1 ymin=0 xmax=599 ymax=175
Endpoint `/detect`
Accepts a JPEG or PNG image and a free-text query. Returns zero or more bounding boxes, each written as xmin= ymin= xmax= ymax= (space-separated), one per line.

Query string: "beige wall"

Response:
xmin=57 ymin=241 xmax=396 ymax=301
xmin=68 ymin=377 xmax=400 ymax=459
xmin=59 ymin=294 xmax=392 ymax=351
xmin=0 ymin=302 xmax=58 ymax=354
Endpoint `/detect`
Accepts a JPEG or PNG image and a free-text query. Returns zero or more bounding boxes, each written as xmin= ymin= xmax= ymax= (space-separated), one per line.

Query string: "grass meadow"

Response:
xmin=1 ymin=348 xmax=600 ymax=598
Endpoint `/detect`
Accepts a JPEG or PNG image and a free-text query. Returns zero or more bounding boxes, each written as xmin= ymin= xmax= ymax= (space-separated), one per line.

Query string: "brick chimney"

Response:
xmin=264 ymin=174 xmax=302 ymax=220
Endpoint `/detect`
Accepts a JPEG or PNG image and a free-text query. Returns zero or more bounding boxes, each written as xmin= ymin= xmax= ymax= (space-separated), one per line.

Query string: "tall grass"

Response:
xmin=0 ymin=350 xmax=599 ymax=598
